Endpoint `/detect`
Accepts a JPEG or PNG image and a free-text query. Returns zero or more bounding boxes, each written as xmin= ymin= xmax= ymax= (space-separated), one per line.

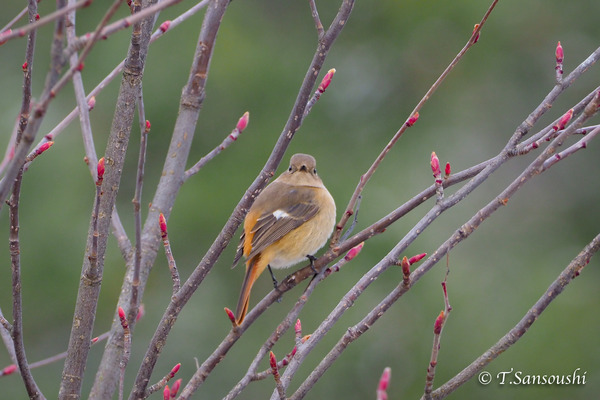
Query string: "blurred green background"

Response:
xmin=1 ymin=0 xmax=599 ymax=399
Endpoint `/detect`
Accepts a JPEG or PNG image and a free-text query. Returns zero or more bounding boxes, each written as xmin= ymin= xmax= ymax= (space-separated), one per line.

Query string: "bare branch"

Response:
xmin=308 ymin=0 xmax=324 ymax=38
xmin=426 ymin=233 xmax=600 ymax=399
xmin=331 ymin=0 xmax=500 ymax=245
xmin=0 ymin=0 xmax=92 ymax=43
xmin=59 ymin=0 xmax=154 ymax=397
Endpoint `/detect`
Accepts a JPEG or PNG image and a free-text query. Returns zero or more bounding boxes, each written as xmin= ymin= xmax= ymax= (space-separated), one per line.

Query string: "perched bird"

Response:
xmin=233 ymin=153 xmax=336 ymax=325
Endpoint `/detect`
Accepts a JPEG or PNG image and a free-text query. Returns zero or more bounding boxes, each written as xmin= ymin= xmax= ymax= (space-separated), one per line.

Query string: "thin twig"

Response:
xmin=60 ymin=0 xmax=147 ymax=396
xmin=144 ymin=363 xmax=181 ymax=398
xmin=330 ymin=0 xmax=499 ymax=245
xmin=159 ymin=213 xmax=181 ymax=294
xmin=117 ymin=307 xmax=131 ymax=400
xmin=171 ymin=3 xmax=356 ymax=398
xmin=130 ymin=88 xmax=150 ymax=318
xmin=0 ymin=6 xmax=28 ymax=33
xmin=224 ymin=244 xmax=362 ymax=400
xmin=308 ymin=0 xmax=324 ymax=38
xmin=280 ymin=59 xmax=600 ymax=399
xmin=423 ymin=280 xmax=451 ymax=399
xmin=425 ymin=233 xmax=600 ymax=399
xmin=183 ymin=111 xmax=249 ymax=181
xmin=0 ymin=0 xmax=92 ymax=43
xmin=9 ymin=168 xmax=45 ymax=400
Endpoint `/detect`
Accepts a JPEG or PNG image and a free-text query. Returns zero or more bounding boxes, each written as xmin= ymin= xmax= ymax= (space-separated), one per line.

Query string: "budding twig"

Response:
xmin=424 ymin=278 xmax=452 ymax=399
xmin=308 ymin=0 xmax=324 ymax=38
xmin=430 ymin=152 xmax=444 ymax=202
xmin=426 ymin=233 xmax=600 ymax=399
xmin=117 ymin=307 xmax=131 ymax=400
xmin=184 ymin=111 xmax=250 ymax=181
xmin=331 ymin=0 xmax=499 ymax=245
xmin=160 ymin=213 xmax=181 ymax=294
xmin=270 ymin=352 xmax=286 ymax=400
xmin=555 ymin=41 xmax=564 ymax=83
xmin=145 ymin=363 xmax=181 ymax=398
xmin=304 ymin=68 xmax=336 ymax=118
xmin=131 ymin=88 xmax=150 ymax=318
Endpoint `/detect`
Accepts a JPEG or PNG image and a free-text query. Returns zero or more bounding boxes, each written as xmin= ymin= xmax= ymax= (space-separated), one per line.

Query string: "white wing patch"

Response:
xmin=273 ymin=209 xmax=290 ymax=220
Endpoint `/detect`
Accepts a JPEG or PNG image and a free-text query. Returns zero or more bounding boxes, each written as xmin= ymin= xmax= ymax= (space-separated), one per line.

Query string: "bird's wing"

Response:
xmin=232 ymin=230 xmax=245 ymax=268
xmin=246 ymin=186 xmax=319 ymax=260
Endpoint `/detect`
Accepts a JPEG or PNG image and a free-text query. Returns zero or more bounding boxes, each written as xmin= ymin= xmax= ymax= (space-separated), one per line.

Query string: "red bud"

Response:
xmin=344 ymin=242 xmax=364 ymax=261
xmin=170 ymin=379 xmax=182 ymax=397
xmin=145 ymin=120 xmax=151 ymax=132
xmin=97 ymin=157 xmax=105 ymax=186
xmin=159 ymin=213 xmax=167 ymax=238
xmin=472 ymin=24 xmax=480 ymax=44
xmin=400 ymin=256 xmax=410 ymax=279
xmin=553 ymin=108 xmax=573 ymax=131
xmin=91 ymin=337 xmax=99 ymax=344
xmin=35 ymin=13 xmax=40 ymax=21
xmin=236 ymin=111 xmax=249 ymax=132
xmin=88 ymin=96 xmax=96 ymax=110
xmin=163 ymin=385 xmax=170 ymax=400
xmin=406 ymin=112 xmax=419 ymax=127
xmin=430 ymin=152 xmax=441 ymax=176
xmin=377 ymin=367 xmax=391 ymax=400
xmin=555 ymin=41 xmax=564 ymax=63
xmin=444 ymin=162 xmax=451 ymax=177
xmin=224 ymin=307 xmax=236 ymax=324
xmin=433 ymin=310 xmax=445 ymax=334
xmin=318 ymin=68 xmax=336 ymax=93
xmin=77 ymin=62 xmax=84 ymax=72
xmin=170 ymin=363 xmax=181 ymax=377
xmin=2 ymin=364 xmax=17 ymax=376
xmin=295 ymin=319 xmax=302 ymax=336
xmin=160 ymin=20 xmax=171 ymax=33
xmin=35 ymin=141 xmax=54 ymax=156
xmin=269 ymin=351 xmax=278 ymax=371
xmin=408 ymin=253 xmax=426 ymax=265
xmin=118 ymin=306 xmax=126 ymax=321
xmin=22 ymin=61 xmax=28 ymax=72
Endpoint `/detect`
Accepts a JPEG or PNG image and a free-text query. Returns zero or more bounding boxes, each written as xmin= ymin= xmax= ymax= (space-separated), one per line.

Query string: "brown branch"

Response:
xmin=59 ymin=0 xmax=152 ymax=397
xmin=144 ymin=363 xmax=181 ymax=399
xmin=9 ymin=168 xmax=45 ymax=400
xmin=330 ymin=0 xmax=500 ymax=245
xmin=0 ymin=0 xmax=119 ymax=216
xmin=279 ymin=59 xmax=600 ymax=397
xmin=168 ymin=3 xmax=356 ymax=398
xmin=183 ymin=111 xmax=250 ymax=181
xmin=423 ymin=279 xmax=452 ymax=399
xmin=224 ymin=245 xmax=361 ymax=399
xmin=0 ymin=0 xmax=92 ymax=43
xmin=0 ymin=6 xmax=28 ymax=32
xmin=308 ymin=0 xmax=324 ymax=38
xmin=426 ymin=233 xmax=600 ymax=399
xmin=130 ymin=88 xmax=150 ymax=320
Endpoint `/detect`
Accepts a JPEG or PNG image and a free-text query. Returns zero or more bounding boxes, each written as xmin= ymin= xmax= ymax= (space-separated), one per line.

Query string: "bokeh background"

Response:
xmin=1 ymin=0 xmax=599 ymax=398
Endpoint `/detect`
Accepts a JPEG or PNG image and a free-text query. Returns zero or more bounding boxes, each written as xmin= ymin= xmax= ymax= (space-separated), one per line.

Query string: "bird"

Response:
xmin=232 ymin=153 xmax=336 ymax=325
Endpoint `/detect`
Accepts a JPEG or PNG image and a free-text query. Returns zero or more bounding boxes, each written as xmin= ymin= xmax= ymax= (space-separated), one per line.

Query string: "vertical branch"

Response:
xmin=129 ymin=89 xmax=150 ymax=320
xmin=7 ymin=1 xmax=44 ymax=398
xmin=9 ymin=169 xmax=45 ymax=400
xmin=59 ymin=0 xmax=153 ymax=398
xmin=127 ymin=1 xmax=232 ymax=397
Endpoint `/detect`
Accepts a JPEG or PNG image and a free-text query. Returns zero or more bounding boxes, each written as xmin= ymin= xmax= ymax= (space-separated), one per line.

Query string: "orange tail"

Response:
xmin=235 ymin=256 xmax=265 ymax=325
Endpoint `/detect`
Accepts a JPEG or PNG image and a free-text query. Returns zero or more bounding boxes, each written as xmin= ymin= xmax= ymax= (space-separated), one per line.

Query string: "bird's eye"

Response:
xmin=313 ymin=168 xmax=317 ymax=174
xmin=288 ymin=166 xmax=293 ymax=172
